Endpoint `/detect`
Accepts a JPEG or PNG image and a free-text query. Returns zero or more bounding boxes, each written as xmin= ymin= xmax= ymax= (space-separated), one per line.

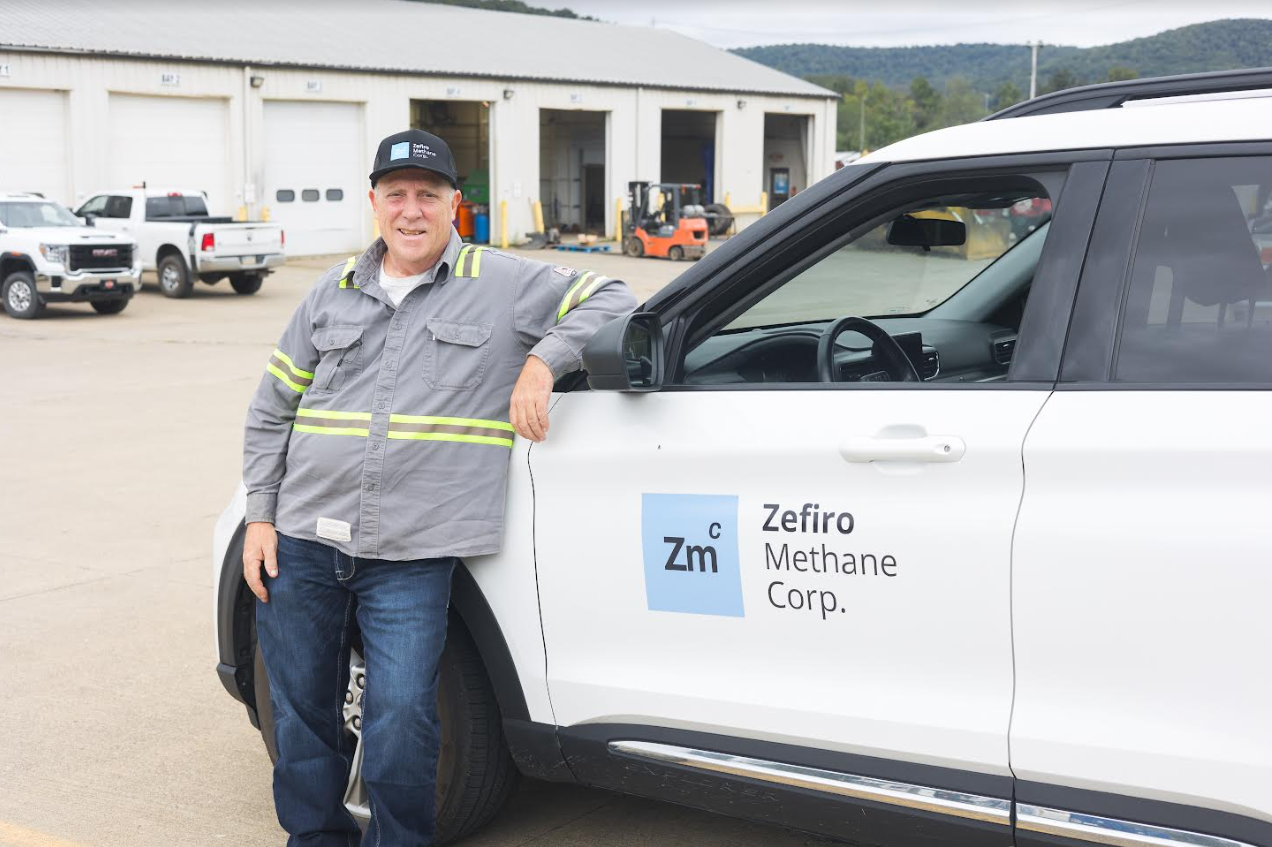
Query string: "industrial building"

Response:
xmin=0 ymin=0 xmax=838 ymax=255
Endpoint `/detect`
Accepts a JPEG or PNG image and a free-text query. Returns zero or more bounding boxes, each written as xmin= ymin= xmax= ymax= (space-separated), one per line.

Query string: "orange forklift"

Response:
xmin=623 ymin=181 xmax=708 ymax=261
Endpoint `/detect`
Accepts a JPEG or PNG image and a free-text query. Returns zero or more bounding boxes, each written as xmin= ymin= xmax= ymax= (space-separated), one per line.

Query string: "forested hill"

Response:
xmin=734 ymin=19 xmax=1272 ymax=91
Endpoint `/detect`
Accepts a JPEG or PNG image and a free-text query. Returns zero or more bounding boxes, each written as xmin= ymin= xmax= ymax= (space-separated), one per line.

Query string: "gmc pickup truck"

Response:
xmin=76 ymin=188 xmax=284 ymax=298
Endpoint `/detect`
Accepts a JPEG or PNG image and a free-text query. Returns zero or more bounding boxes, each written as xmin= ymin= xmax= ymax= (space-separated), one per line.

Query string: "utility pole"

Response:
xmin=1030 ymin=41 xmax=1040 ymax=99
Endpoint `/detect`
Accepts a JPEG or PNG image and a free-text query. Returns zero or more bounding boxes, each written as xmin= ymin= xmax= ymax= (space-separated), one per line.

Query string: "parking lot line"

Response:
xmin=0 ymin=821 xmax=86 ymax=847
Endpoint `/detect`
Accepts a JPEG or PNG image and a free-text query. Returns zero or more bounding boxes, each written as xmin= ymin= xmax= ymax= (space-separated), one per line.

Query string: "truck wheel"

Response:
xmin=252 ymin=616 xmax=518 ymax=844
xmin=230 ymin=273 xmax=263 ymax=295
xmin=2 ymin=270 xmax=42 ymax=319
xmin=668 ymin=245 xmax=684 ymax=261
xmin=157 ymin=254 xmax=193 ymax=298
xmin=623 ymin=237 xmax=644 ymax=258
xmin=91 ymin=298 xmax=129 ymax=315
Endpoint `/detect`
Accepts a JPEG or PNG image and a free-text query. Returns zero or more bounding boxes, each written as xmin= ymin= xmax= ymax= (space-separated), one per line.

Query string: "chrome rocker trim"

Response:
xmin=607 ymin=740 xmax=1011 ymax=825
xmin=1017 ymin=805 xmax=1258 ymax=847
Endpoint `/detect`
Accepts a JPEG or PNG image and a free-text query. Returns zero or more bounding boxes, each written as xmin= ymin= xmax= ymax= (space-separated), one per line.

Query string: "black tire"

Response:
xmin=668 ymin=245 xmax=684 ymax=262
xmin=2 ymin=270 xmax=42 ymax=319
xmin=623 ymin=236 xmax=644 ymax=258
xmin=705 ymin=203 xmax=734 ymax=236
xmin=230 ymin=273 xmax=263 ymax=295
xmin=252 ymin=616 xmax=517 ymax=844
xmin=90 ymin=298 xmax=129 ymax=315
xmin=157 ymin=253 xmax=193 ymax=298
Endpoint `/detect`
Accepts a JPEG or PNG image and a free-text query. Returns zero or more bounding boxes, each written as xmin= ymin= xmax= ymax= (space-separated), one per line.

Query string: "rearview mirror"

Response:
xmin=582 ymin=312 xmax=664 ymax=391
xmin=887 ymin=214 xmax=966 ymax=248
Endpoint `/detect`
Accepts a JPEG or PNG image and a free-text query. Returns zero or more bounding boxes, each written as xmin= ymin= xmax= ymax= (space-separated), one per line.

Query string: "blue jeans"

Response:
xmin=256 ymin=532 xmax=456 ymax=847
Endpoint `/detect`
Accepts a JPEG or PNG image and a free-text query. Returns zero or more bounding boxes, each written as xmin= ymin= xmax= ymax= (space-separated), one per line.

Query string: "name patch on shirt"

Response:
xmin=553 ymin=266 xmax=573 ymax=277
xmin=316 ymin=517 xmax=352 ymax=543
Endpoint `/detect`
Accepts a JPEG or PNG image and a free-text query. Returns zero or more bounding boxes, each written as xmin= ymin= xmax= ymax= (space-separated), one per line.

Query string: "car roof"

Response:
xmin=0 ymin=193 xmax=51 ymax=202
xmin=858 ymin=93 xmax=1272 ymax=164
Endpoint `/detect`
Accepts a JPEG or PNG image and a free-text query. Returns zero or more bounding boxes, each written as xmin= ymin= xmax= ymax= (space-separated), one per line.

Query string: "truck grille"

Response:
xmin=68 ymin=244 xmax=133 ymax=272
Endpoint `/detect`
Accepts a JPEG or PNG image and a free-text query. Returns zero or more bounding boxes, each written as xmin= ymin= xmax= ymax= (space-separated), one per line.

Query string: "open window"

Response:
xmin=676 ymin=173 xmax=1063 ymax=387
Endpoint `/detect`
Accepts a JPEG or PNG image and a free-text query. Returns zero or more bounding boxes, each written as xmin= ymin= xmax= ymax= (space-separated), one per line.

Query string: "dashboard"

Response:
xmin=681 ymin=317 xmax=1018 ymax=385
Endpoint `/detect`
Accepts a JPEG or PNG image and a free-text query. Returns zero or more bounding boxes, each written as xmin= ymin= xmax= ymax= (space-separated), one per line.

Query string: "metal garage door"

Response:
xmin=108 ymin=93 xmax=232 ymax=214
xmin=0 ymin=88 xmax=70 ymax=204
xmin=264 ymin=100 xmax=363 ymax=257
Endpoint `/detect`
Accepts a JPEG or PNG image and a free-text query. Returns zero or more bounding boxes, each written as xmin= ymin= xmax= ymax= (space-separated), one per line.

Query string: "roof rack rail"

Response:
xmin=986 ymin=67 xmax=1272 ymax=120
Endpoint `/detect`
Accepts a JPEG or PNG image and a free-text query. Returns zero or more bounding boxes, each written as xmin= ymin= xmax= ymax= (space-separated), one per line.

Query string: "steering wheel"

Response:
xmin=816 ymin=316 xmax=920 ymax=383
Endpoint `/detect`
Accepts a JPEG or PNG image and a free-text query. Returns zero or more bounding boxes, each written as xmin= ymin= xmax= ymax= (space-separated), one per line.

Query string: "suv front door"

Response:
xmin=530 ymin=155 xmax=1109 ymax=844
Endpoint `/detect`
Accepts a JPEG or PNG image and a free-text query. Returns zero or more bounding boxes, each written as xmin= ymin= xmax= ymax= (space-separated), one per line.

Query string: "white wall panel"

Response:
xmin=0 ymin=88 xmax=69 ymax=203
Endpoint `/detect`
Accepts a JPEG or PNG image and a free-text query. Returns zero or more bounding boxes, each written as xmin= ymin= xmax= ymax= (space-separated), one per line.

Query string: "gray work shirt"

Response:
xmin=243 ymin=228 xmax=636 ymax=560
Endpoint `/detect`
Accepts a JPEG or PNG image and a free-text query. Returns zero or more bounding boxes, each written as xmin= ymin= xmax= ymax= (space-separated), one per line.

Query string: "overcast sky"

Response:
xmin=564 ymin=1 xmax=1272 ymax=49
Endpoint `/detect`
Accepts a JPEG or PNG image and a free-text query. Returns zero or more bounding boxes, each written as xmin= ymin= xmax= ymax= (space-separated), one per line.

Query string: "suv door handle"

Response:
xmin=839 ymin=435 xmax=966 ymax=463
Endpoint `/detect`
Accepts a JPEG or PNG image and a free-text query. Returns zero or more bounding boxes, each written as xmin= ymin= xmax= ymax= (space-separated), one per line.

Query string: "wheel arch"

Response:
xmin=155 ymin=242 xmax=186 ymax=269
xmin=1 ymin=252 xmax=37 ymax=279
xmin=216 ymin=526 xmax=532 ymax=725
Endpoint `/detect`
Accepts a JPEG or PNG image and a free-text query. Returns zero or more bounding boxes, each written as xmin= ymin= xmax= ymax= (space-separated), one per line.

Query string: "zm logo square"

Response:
xmin=389 ymin=141 xmax=410 ymax=160
xmin=641 ymin=493 xmax=744 ymax=617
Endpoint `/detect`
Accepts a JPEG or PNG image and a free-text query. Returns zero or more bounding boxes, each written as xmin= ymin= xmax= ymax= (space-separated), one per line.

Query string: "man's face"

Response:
xmin=369 ymin=170 xmax=461 ymax=274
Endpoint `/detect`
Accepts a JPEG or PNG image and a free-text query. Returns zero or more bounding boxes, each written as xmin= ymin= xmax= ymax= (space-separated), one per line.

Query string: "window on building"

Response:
xmin=1115 ymin=156 xmax=1272 ymax=383
xmin=326 ymin=188 xmax=343 ymax=202
xmin=301 ymin=189 xmax=320 ymax=202
xmin=276 ymin=190 xmax=296 ymax=203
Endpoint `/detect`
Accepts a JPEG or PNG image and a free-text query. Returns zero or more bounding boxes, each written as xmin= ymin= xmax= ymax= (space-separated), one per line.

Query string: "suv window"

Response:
xmin=76 ymin=195 xmax=108 ymax=217
xmin=1116 ymin=156 xmax=1272 ymax=383
xmin=679 ymin=185 xmax=1053 ymax=386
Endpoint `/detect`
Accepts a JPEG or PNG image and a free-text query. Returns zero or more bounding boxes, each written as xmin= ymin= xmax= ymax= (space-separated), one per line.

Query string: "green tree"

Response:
xmin=910 ymin=76 xmax=941 ymax=132
xmin=1106 ymin=66 xmax=1138 ymax=81
xmin=993 ymin=81 xmax=1023 ymax=111
xmin=1042 ymin=68 xmax=1078 ymax=94
xmin=939 ymin=76 xmax=988 ymax=127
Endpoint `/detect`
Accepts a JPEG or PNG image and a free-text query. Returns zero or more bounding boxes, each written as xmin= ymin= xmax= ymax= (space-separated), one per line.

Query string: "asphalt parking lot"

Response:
xmin=0 ymin=241 xmax=837 ymax=847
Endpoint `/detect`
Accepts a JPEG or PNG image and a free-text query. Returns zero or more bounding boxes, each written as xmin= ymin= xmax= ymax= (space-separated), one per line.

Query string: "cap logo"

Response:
xmin=389 ymin=141 xmax=410 ymax=160
xmin=413 ymin=143 xmax=437 ymax=159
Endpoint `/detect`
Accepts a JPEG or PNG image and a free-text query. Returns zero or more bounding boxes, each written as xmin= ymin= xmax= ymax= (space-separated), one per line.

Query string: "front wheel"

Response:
xmin=623 ymin=236 xmax=644 ymax=258
xmin=230 ymin=273 xmax=263 ymax=295
xmin=2 ymin=271 xmax=42 ymax=319
xmin=91 ymin=298 xmax=129 ymax=315
xmin=253 ymin=617 xmax=518 ymax=844
xmin=157 ymin=254 xmax=193 ymax=298
xmin=668 ymin=245 xmax=684 ymax=261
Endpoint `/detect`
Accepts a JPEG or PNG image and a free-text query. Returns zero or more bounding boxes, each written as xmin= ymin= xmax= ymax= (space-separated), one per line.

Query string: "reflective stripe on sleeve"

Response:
xmin=454 ymin=245 xmax=487 ymax=278
xmin=556 ymin=271 xmax=595 ymax=322
xmin=266 ymin=348 xmax=315 ymax=393
xmin=337 ymin=256 xmax=359 ymax=288
xmin=455 ymin=245 xmax=473 ymax=277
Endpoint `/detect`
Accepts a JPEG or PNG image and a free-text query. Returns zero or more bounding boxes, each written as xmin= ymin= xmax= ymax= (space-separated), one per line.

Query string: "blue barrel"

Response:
xmin=474 ymin=213 xmax=490 ymax=244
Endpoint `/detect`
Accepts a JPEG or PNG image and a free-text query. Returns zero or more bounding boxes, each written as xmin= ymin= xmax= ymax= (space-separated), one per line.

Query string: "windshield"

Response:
xmin=0 ymin=201 xmax=82 ymax=228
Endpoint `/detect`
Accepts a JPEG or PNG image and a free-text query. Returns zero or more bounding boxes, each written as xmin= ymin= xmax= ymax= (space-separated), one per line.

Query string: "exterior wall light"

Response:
xmin=737 ymin=99 xmax=747 ymax=110
xmin=250 ymin=75 xmax=265 ymax=88
xmin=503 ymin=88 xmax=515 ymax=100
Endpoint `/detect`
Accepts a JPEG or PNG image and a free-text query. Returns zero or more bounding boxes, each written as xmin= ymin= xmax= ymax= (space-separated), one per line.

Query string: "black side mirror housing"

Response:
xmin=887 ymin=213 xmax=966 ymax=248
xmin=582 ymin=312 xmax=664 ymax=391
xmin=83 ymin=213 xmax=97 ymax=227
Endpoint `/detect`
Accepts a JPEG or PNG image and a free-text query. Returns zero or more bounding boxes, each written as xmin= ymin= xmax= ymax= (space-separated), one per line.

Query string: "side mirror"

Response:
xmin=582 ymin=312 xmax=664 ymax=391
xmin=887 ymin=214 xmax=965 ymax=248
xmin=82 ymin=213 xmax=97 ymax=227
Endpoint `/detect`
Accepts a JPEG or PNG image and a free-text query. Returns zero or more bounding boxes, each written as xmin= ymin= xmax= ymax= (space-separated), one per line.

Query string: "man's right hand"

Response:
xmin=243 ymin=521 xmax=279 ymax=603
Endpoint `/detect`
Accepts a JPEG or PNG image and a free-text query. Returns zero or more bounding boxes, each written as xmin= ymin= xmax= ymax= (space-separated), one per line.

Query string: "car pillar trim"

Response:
xmin=1017 ymin=805 xmax=1258 ymax=847
xmin=608 ymin=740 xmax=1011 ymax=825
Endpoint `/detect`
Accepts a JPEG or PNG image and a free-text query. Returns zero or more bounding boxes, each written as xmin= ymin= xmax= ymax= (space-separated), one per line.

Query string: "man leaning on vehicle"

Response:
xmin=240 ymin=128 xmax=636 ymax=846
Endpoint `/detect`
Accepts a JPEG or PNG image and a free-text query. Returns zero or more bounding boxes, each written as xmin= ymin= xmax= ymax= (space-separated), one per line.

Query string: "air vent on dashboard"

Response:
xmin=920 ymin=348 xmax=940 ymax=380
xmin=992 ymin=336 xmax=1017 ymax=366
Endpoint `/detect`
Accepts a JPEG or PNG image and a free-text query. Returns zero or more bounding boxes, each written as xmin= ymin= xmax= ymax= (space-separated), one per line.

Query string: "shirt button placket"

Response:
xmin=359 ymin=301 xmax=411 ymax=558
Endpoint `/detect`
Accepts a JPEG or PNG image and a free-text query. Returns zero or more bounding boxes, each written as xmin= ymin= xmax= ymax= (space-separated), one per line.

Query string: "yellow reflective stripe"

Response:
xmin=293 ymin=424 xmax=370 ymax=437
xmin=577 ymin=273 xmax=608 ymax=305
xmin=338 ymin=256 xmax=358 ymax=288
xmin=273 ymin=348 xmax=314 ymax=379
xmin=388 ymin=414 xmax=514 ymax=431
xmin=455 ymin=245 xmax=473 ymax=277
xmin=469 ymin=246 xmax=487 ymax=277
xmin=266 ymin=363 xmax=307 ymax=393
xmin=386 ymin=431 xmax=513 ymax=447
xmin=297 ymin=408 xmax=373 ymax=421
xmin=557 ymin=271 xmax=592 ymax=322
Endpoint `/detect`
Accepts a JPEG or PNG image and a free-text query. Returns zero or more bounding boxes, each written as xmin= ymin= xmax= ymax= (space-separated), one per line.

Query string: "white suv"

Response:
xmin=214 ymin=70 xmax=1272 ymax=847
xmin=0 ymin=193 xmax=141 ymax=318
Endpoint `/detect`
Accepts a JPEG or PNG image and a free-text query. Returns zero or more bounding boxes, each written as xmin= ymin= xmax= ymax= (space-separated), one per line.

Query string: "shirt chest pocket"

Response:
xmin=424 ymin=318 xmax=493 ymax=390
xmin=310 ymin=325 xmax=364 ymax=394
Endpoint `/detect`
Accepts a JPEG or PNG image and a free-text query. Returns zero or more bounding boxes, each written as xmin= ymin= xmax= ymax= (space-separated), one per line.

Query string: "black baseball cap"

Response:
xmin=369 ymin=129 xmax=459 ymax=188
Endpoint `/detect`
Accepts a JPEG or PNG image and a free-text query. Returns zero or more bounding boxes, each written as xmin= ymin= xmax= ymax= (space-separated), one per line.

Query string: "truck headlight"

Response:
xmin=39 ymin=243 xmax=69 ymax=266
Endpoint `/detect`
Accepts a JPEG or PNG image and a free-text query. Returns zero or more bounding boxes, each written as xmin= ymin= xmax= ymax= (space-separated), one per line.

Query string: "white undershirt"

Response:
xmin=378 ymin=259 xmax=436 ymax=308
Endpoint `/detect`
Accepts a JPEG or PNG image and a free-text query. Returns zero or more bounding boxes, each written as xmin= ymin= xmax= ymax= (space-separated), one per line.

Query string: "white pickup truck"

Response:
xmin=76 ymin=188 xmax=284 ymax=298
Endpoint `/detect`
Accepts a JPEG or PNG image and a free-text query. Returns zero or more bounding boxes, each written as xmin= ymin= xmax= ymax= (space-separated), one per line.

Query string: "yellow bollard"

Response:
xmin=614 ymin=197 xmax=623 ymax=241
xmin=261 ymin=206 xmax=271 ymax=222
xmin=500 ymin=200 xmax=508 ymax=249
xmin=532 ymin=200 xmax=544 ymax=234
xmin=760 ymin=191 xmax=768 ymax=215
xmin=236 ymin=205 xmax=247 ymax=222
